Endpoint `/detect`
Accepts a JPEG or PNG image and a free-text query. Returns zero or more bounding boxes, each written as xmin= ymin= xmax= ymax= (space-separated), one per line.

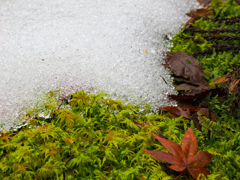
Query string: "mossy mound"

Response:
xmin=0 ymin=90 xmax=239 ymax=179
xmin=0 ymin=90 xmax=182 ymax=179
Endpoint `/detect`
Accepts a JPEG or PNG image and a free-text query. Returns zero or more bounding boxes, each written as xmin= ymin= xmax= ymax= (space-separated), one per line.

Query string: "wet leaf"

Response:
xmin=143 ymin=128 xmax=214 ymax=179
xmin=192 ymin=107 xmax=217 ymax=134
xmin=197 ymin=108 xmax=210 ymax=125
xmin=168 ymin=87 xmax=226 ymax=100
xmin=197 ymin=0 xmax=212 ymax=8
xmin=176 ymin=83 xmax=211 ymax=91
xmin=229 ymin=79 xmax=240 ymax=92
xmin=221 ymin=63 xmax=240 ymax=109
xmin=210 ymin=75 xmax=227 ymax=86
xmin=160 ymin=106 xmax=189 ymax=119
xmin=165 ymin=52 xmax=207 ymax=86
xmin=178 ymin=102 xmax=200 ymax=112
xmin=187 ymin=8 xmax=210 ymax=17
xmin=186 ymin=17 xmax=197 ymax=29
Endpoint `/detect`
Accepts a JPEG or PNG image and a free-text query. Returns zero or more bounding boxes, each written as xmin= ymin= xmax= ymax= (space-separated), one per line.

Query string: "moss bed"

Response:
xmin=0 ymin=0 xmax=240 ymax=179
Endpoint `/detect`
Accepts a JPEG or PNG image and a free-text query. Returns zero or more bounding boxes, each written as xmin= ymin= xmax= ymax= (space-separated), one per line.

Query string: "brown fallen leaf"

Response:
xmin=196 ymin=107 xmax=217 ymax=139
xmin=197 ymin=108 xmax=210 ymax=125
xmin=229 ymin=79 xmax=240 ymax=92
xmin=187 ymin=8 xmax=210 ymax=17
xmin=159 ymin=106 xmax=189 ymax=119
xmin=210 ymin=75 xmax=227 ymax=86
xmin=164 ymin=52 xmax=208 ymax=86
xmin=197 ymin=0 xmax=212 ymax=8
xmin=199 ymin=101 xmax=210 ymax=108
xmin=185 ymin=17 xmax=196 ymax=29
xmin=197 ymin=0 xmax=231 ymax=8
xmin=185 ymin=8 xmax=210 ymax=29
xmin=143 ymin=128 xmax=214 ymax=179
xmin=168 ymin=87 xmax=226 ymax=101
xmin=222 ymin=63 xmax=240 ymax=109
xmin=176 ymin=83 xmax=211 ymax=91
xmin=178 ymin=102 xmax=200 ymax=112
xmin=210 ymin=111 xmax=217 ymax=123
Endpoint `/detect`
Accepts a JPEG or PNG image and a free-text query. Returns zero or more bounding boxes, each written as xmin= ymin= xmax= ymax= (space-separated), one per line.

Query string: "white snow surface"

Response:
xmin=0 ymin=0 xmax=200 ymax=130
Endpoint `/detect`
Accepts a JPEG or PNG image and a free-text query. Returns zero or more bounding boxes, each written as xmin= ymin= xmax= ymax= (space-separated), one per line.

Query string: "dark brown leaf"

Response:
xmin=197 ymin=108 xmax=210 ymax=125
xmin=168 ymin=88 xmax=226 ymax=101
xmin=176 ymin=83 xmax=211 ymax=91
xmin=188 ymin=8 xmax=210 ymax=17
xmin=210 ymin=111 xmax=217 ymax=123
xmin=156 ymin=129 xmax=164 ymax=138
xmin=191 ymin=112 xmax=202 ymax=131
xmin=160 ymin=106 xmax=189 ymax=119
xmin=221 ymin=63 xmax=240 ymax=109
xmin=165 ymin=52 xmax=207 ymax=86
xmin=178 ymin=102 xmax=200 ymax=112
xmin=197 ymin=0 xmax=212 ymax=8
xmin=199 ymin=102 xmax=210 ymax=108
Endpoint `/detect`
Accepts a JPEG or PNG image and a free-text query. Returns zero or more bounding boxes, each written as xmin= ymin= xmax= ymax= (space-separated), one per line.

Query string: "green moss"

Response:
xmin=169 ymin=0 xmax=240 ymax=179
xmin=0 ymin=90 xmax=184 ymax=179
xmin=0 ymin=90 xmax=239 ymax=179
xmin=171 ymin=0 xmax=240 ymax=82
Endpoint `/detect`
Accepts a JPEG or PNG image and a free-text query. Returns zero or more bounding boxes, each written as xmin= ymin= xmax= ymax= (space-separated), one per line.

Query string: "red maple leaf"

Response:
xmin=143 ymin=128 xmax=214 ymax=179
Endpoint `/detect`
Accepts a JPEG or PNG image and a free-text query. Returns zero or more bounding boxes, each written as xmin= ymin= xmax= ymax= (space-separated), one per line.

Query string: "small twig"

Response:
xmin=160 ymin=75 xmax=168 ymax=85
xmin=63 ymin=147 xmax=80 ymax=180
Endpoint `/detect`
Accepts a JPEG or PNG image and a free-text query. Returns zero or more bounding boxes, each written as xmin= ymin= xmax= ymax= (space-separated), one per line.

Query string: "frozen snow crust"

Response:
xmin=0 ymin=0 xmax=199 ymax=131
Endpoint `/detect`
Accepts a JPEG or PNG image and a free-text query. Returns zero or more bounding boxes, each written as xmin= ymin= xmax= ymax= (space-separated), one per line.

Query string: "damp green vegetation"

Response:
xmin=0 ymin=90 xmax=239 ymax=179
xmin=0 ymin=90 xmax=194 ymax=180
xmin=171 ymin=0 xmax=240 ymax=82
xmin=0 ymin=0 xmax=240 ymax=179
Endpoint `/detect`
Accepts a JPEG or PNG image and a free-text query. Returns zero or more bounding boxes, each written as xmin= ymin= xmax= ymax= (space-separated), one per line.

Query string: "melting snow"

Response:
xmin=0 ymin=0 xmax=200 ymax=131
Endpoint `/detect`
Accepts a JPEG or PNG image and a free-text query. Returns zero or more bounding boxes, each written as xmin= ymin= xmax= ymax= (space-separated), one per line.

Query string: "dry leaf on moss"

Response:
xmin=176 ymin=83 xmax=211 ymax=91
xmin=187 ymin=8 xmax=210 ymax=17
xmin=159 ymin=106 xmax=190 ymax=118
xmin=164 ymin=52 xmax=207 ymax=86
xmin=143 ymin=128 xmax=214 ymax=179
xmin=197 ymin=0 xmax=212 ymax=8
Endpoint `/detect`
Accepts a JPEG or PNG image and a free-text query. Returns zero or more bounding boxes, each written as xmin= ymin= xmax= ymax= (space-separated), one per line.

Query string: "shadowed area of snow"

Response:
xmin=0 ymin=0 xmax=199 ymax=130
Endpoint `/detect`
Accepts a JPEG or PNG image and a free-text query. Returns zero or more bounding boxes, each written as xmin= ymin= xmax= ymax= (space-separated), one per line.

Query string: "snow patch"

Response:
xmin=0 ymin=0 xmax=200 ymax=130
